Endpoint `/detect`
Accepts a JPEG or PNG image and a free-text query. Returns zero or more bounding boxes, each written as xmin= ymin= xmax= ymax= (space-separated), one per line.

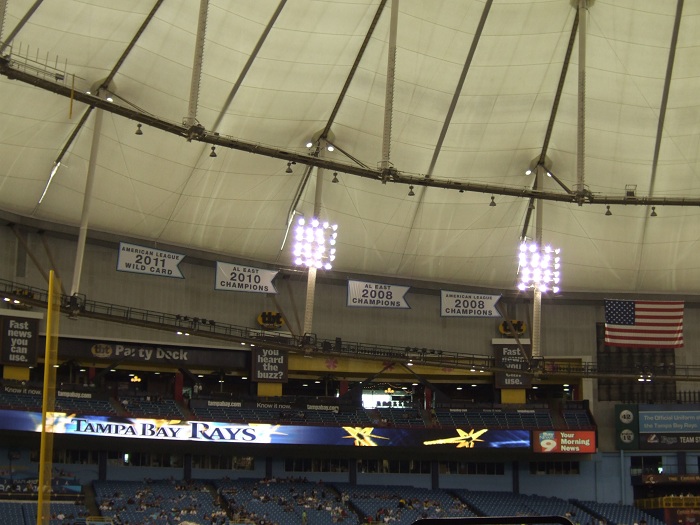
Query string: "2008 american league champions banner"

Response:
xmin=440 ymin=291 xmax=501 ymax=317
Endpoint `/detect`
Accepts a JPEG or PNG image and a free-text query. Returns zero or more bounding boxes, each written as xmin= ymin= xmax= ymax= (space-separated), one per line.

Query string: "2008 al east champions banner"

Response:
xmin=440 ymin=291 xmax=501 ymax=317
xmin=347 ymin=280 xmax=410 ymax=309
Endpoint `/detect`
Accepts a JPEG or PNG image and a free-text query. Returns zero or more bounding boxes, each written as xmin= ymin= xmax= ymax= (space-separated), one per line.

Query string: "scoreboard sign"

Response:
xmin=0 ymin=315 xmax=40 ymax=366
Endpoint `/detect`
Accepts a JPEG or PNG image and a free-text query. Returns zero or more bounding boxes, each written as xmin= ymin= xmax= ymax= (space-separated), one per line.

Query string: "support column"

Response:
xmin=70 ymin=108 xmax=104 ymax=296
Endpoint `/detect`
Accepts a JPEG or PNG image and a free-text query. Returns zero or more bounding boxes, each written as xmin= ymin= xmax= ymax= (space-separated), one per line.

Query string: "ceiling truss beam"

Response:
xmin=2 ymin=57 xmax=700 ymax=208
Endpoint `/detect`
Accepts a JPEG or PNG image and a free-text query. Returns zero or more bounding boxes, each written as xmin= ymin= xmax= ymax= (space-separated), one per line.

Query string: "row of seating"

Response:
xmin=0 ymin=480 xmax=663 ymax=525
xmin=0 ymin=387 xmax=595 ymax=429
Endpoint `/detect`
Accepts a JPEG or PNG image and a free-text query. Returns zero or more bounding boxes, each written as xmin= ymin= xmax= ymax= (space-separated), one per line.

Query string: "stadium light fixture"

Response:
xmin=292 ymin=216 xmax=338 ymax=270
xmin=517 ymin=241 xmax=561 ymax=294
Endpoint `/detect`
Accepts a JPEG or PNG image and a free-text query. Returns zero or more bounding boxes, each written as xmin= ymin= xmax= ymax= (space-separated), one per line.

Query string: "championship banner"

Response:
xmin=117 ymin=242 xmax=184 ymax=278
xmin=347 ymin=280 xmax=410 ymax=309
xmin=216 ymin=262 xmax=278 ymax=294
xmin=440 ymin=291 xmax=501 ymax=317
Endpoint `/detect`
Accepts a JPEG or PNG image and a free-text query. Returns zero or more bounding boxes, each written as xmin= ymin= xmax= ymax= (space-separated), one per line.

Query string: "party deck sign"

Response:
xmin=117 ymin=242 xmax=184 ymax=278
xmin=347 ymin=280 xmax=410 ymax=309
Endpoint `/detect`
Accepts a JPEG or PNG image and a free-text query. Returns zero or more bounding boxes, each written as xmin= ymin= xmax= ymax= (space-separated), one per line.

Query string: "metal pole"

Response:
xmin=380 ymin=0 xmax=399 ymax=173
xmin=185 ymin=0 xmax=209 ymax=127
xmin=531 ymin=167 xmax=543 ymax=358
xmin=302 ymin=157 xmax=326 ymax=336
xmin=575 ymin=0 xmax=587 ymax=195
xmin=70 ymin=108 xmax=103 ymax=296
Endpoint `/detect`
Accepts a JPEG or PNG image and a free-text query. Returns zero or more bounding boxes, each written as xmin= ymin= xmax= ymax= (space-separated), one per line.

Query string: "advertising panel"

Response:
xmin=0 ymin=316 xmax=40 ymax=366
xmin=532 ymin=430 xmax=596 ymax=453
xmin=0 ymin=409 xmax=530 ymax=449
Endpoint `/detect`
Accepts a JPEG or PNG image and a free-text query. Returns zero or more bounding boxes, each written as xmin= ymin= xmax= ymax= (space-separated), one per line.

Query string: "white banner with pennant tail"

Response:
xmin=117 ymin=242 xmax=184 ymax=278
xmin=347 ymin=280 xmax=410 ymax=309
xmin=440 ymin=291 xmax=501 ymax=317
xmin=216 ymin=262 xmax=278 ymax=294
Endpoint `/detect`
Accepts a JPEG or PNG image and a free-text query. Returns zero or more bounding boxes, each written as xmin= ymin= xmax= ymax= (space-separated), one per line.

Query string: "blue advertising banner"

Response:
xmin=0 ymin=409 xmax=529 ymax=449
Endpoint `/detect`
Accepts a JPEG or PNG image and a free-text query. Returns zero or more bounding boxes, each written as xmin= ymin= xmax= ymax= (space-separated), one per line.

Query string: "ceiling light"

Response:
xmin=327 ymin=145 xmax=334 ymax=152
xmin=106 ymin=96 xmax=114 ymax=102
xmin=525 ymin=168 xmax=532 ymax=176
xmin=546 ymin=170 xmax=552 ymax=177
xmin=286 ymin=161 xmax=295 ymax=173
xmin=408 ymin=185 xmax=415 ymax=197
xmin=332 ymin=172 xmax=339 ymax=183
xmin=489 ymin=195 xmax=496 ymax=207
xmin=517 ymin=241 xmax=562 ymax=294
xmin=242 ymin=376 xmax=247 ymax=380
xmin=306 ymin=141 xmax=313 ymax=148
xmin=650 ymin=207 xmax=657 ymax=217
xmin=456 ymin=387 xmax=463 ymax=391
xmin=209 ymin=146 xmax=217 ymax=158
xmin=135 ymin=123 xmax=143 ymax=135
xmin=605 ymin=205 xmax=612 ymax=216
xmin=292 ymin=215 xmax=338 ymax=270
xmin=3 ymin=297 xmax=9 ymax=302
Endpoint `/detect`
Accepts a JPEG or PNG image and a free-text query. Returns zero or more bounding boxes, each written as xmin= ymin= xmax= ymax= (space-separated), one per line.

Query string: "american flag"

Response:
xmin=604 ymin=299 xmax=684 ymax=348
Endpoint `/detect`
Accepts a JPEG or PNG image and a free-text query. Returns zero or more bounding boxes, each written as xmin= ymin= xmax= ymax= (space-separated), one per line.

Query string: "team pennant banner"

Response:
xmin=347 ymin=280 xmax=410 ymax=309
xmin=216 ymin=262 xmax=278 ymax=294
xmin=440 ymin=291 xmax=501 ymax=317
xmin=117 ymin=242 xmax=184 ymax=278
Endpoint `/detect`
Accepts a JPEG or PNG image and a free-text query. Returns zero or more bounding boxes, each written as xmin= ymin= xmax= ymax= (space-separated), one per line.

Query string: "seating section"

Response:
xmin=575 ymin=500 xmax=664 ymax=525
xmin=216 ymin=478 xmax=359 ymax=525
xmin=0 ymin=388 xmax=115 ymax=416
xmin=123 ymin=398 xmax=185 ymax=419
xmin=374 ymin=407 xmax=427 ymax=427
xmin=562 ymin=409 xmax=596 ymax=429
xmin=55 ymin=397 xmax=116 ymax=416
xmin=434 ymin=408 xmax=554 ymax=429
xmin=190 ymin=404 xmax=374 ymax=427
xmin=333 ymin=483 xmax=471 ymax=524
xmin=0 ymin=391 xmax=43 ymax=412
xmin=454 ymin=489 xmax=599 ymax=523
xmin=94 ymin=479 xmax=228 ymax=525
xmin=0 ymin=501 xmax=90 ymax=525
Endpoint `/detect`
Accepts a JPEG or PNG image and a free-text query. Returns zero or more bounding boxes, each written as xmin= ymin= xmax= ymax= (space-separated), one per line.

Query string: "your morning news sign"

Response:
xmin=117 ymin=242 xmax=184 ymax=278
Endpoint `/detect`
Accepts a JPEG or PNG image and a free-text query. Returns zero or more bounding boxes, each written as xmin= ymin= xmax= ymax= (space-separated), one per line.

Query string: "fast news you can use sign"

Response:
xmin=117 ymin=242 xmax=184 ymax=278
xmin=0 ymin=315 xmax=40 ymax=366
xmin=215 ymin=262 xmax=278 ymax=294
xmin=440 ymin=291 xmax=501 ymax=317
xmin=346 ymin=280 xmax=410 ymax=309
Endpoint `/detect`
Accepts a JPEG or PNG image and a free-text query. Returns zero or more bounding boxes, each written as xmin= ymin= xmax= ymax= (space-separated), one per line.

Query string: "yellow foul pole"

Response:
xmin=37 ymin=270 xmax=61 ymax=525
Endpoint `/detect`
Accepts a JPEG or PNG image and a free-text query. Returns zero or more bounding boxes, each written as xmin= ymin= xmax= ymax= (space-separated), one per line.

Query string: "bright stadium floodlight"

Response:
xmin=517 ymin=242 xmax=561 ymax=294
xmin=292 ymin=216 xmax=338 ymax=270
